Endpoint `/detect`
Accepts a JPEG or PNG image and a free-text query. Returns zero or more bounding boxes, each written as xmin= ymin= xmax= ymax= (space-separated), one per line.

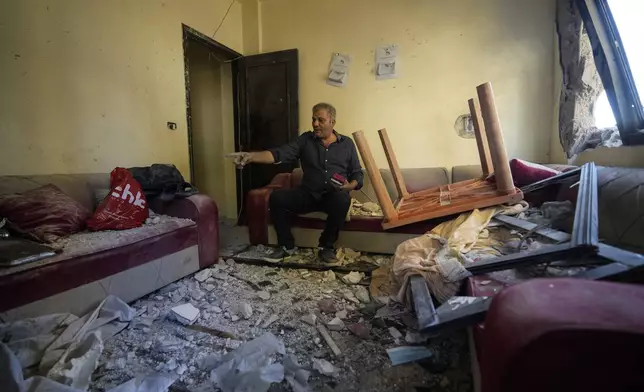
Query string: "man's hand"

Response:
xmin=225 ymin=152 xmax=253 ymax=169
xmin=336 ymin=180 xmax=358 ymax=192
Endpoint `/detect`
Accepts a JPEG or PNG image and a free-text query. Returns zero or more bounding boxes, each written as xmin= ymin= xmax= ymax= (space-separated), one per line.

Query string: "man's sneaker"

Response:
xmin=261 ymin=246 xmax=295 ymax=263
xmin=319 ymin=247 xmax=341 ymax=266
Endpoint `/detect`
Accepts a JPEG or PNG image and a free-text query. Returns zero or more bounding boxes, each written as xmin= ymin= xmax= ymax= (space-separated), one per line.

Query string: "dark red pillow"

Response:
xmin=0 ymin=184 xmax=91 ymax=243
xmin=487 ymin=159 xmax=560 ymax=187
xmin=509 ymin=159 xmax=560 ymax=186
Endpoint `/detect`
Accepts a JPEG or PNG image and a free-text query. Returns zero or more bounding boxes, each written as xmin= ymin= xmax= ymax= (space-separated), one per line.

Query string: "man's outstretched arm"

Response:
xmin=229 ymin=137 xmax=301 ymax=168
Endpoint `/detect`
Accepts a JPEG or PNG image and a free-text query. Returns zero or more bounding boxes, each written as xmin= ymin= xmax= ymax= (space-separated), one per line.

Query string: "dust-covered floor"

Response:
xmin=90 ymin=254 xmax=473 ymax=392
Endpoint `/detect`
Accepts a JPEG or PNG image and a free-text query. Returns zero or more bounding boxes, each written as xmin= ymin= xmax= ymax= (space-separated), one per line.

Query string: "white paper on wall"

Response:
xmin=375 ymin=44 xmax=399 ymax=80
xmin=327 ymin=53 xmax=352 ymax=87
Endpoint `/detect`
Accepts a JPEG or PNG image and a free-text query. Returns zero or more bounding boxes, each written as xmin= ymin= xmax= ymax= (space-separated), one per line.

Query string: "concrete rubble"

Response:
xmin=77 ymin=247 xmax=473 ymax=391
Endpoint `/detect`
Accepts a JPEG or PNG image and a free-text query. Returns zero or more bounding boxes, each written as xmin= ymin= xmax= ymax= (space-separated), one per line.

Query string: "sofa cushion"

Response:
xmin=0 ymin=216 xmax=198 ymax=312
xmin=0 ymin=184 xmax=92 ymax=243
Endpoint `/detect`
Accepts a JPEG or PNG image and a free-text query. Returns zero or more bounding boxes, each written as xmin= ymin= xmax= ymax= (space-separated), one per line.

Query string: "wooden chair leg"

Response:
xmin=378 ymin=128 xmax=408 ymax=198
xmin=352 ymin=130 xmax=397 ymax=221
xmin=476 ymin=82 xmax=515 ymax=195
xmin=468 ymin=98 xmax=493 ymax=177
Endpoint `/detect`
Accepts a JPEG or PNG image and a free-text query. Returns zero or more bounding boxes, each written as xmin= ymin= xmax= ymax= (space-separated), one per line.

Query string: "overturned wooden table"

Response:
xmin=353 ymin=82 xmax=524 ymax=230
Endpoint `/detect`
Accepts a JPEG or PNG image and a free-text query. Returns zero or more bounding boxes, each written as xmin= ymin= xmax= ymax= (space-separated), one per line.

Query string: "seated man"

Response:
xmin=234 ymin=103 xmax=364 ymax=263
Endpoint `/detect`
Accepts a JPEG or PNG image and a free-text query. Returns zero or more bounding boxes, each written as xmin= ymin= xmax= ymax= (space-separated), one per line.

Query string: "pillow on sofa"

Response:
xmin=488 ymin=159 xmax=560 ymax=187
xmin=0 ymin=184 xmax=91 ymax=243
xmin=510 ymin=159 xmax=560 ymax=187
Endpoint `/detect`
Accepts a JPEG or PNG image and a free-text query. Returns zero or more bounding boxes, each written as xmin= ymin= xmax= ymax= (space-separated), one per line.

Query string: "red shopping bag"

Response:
xmin=87 ymin=167 xmax=149 ymax=230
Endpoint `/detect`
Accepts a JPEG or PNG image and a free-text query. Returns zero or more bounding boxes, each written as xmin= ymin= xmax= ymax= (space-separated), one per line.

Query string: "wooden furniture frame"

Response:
xmin=353 ymin=82 xmax=524 ymax=230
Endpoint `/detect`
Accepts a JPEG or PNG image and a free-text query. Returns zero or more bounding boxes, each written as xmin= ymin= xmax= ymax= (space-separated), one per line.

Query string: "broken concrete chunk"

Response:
xmin=318 ymin=298 xmax=337 ymax=313
xmin=212 ymin=306 xmax=222 ymax=314
xmin=191 ymin=290 xmax=205 ymax=301
xmin=194 ymin=269 xmax=212 ymax=282
xmin=300 ymin=314 xmax=317 ymax=326
xmin=342 ymin=290 xmax=360 ymax=304
xmin=335 ymin=309 xmax=348 ymax=320
xmin=212 ymin=271 xmax=228 ymax=281
xmin=171 ymin=303 xmax=200 ymax=325
xmin=322 ymin=270 xmax=336 ymax=282
xmin=262 ymin=314 xmax=279 ymax=328
xmin=354 ymin=286 xmax=371 ymax=303
xmin=177 ymin=363 xmax=188 ymax=375
xmin=347 ymin=323 xmax=371 ymax=339
xmin=341 ymin=271 xmax=364 ymax=285
xmin=226 ymin=258 xmax=236 ymax=266
xmin=231 ymin=315 xmax=240 ymax=322
xmin=166 ymin=358 xmax=178 ymax=371
xmin=237 ymin=303 xmax=253 ymax=319
xmin=257 ymin=291 xmax=271 ymax=300
xmin=405 ymin=331 xmax=429 ymax=344
xmin=202 ymin=284 xmax=216 ymax=292
xmin=312 ymin=358 xmax=339 ymax=377
xmin=327 ymin=317 xmax=345 ymax=331
xmin=388 ymin=327 xmax=403 ymax=340
xmin=343 ymin=248 xmax=361 ymax=259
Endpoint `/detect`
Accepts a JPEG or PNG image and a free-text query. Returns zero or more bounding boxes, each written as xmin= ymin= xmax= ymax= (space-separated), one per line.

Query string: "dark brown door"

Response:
xmin=234 ymin=49 xmax=299 ymax=218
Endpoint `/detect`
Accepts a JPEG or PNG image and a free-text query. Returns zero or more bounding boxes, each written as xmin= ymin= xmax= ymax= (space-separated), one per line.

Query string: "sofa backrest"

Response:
xmin=0 ymin=174 xmax=109 ymax=212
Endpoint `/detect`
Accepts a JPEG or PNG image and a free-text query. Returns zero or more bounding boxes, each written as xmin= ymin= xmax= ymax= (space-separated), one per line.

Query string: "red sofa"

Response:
xmin=0 ymin=173 xmax=218 ymax=321
xmin=246 ymin=166 xmax=470 ymax=252
xmin=479 ymin=278 xmax=644 ymax=392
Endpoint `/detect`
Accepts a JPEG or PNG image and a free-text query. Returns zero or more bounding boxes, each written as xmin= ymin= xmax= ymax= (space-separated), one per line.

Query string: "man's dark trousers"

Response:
xmin=269 ymin=187 xmax=351 ymax=250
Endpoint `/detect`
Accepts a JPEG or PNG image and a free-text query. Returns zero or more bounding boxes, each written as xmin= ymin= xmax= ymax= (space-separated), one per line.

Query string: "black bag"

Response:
xmin=127 ymin=164 xmax=198 ymax=201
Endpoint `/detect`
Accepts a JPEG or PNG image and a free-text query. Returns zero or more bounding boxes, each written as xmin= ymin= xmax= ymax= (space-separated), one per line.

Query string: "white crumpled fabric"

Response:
xmin=210 ymin=333 xmax=286 ymax=392
xmin=0 ymin=295 xmax=135 ymax=392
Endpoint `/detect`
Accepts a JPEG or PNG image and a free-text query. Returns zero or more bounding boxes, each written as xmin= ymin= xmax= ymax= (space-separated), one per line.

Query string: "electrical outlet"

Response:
xmin=167 ymin=122 xmax=177 ymax=130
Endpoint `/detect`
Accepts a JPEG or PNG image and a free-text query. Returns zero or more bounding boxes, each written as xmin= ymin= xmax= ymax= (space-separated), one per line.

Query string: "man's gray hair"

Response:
xmin=312 ymin=102 xmax=336 ymax=122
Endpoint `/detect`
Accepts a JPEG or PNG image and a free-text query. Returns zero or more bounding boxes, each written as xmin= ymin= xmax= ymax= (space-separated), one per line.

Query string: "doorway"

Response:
xmin=183 ymin=25 xmax=240 ymax=220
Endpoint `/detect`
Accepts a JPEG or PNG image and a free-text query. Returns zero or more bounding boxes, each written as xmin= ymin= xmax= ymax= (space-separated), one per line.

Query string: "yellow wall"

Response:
xmin=0 ymin=0 xmax=243 ymax=178
xmin=260 ymin=0 xmax=556 ymax=170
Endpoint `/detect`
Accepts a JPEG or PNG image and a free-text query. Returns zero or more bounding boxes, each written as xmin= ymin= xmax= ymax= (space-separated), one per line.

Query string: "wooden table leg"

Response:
xmin=468 ymin=98 xmax=493 ymax=176
xmin=352 ymin=130 xmax=397 ymax=222
xmin=378 ymin=128 xmax=408 ymax=198
xmin=476 ymin=82 xmax=515 ymax=195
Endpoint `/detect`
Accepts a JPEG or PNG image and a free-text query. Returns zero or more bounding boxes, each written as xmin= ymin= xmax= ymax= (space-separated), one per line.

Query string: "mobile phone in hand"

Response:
xmin=330 ymin=173 xmax=346 ymax=187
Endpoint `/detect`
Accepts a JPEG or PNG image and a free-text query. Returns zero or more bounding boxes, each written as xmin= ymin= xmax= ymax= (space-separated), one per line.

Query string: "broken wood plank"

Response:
xmin=317 ymin=324 xmax=342 ymax=357
xmin=378 ymin=128 xmax=409 ymax=198
xmin=352 ymin=130 xmax=397 ymax=222
xmin=493 ymin=214 xmax=571 ymax=243
xmin=468 ymin=98 xmax=493 ymax=176
xmin=476 ymin=82 xmax=515 ymax=195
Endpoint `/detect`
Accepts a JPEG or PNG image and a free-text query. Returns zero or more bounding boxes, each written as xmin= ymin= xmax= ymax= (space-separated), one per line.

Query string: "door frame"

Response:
xmin=182 ymin=24 xmax=242 ymax=182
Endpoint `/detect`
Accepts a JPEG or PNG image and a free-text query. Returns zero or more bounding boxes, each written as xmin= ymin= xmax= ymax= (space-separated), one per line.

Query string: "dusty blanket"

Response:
xmin=393 ymin=203 xmax=528 ymax=304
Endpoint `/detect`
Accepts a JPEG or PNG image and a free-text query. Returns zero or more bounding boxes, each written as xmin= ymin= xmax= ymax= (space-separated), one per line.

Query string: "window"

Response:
xmin=608 ymin=0 xmax=644 ymax=108
xmin=577 ymin=0 xmax=644 ymax=145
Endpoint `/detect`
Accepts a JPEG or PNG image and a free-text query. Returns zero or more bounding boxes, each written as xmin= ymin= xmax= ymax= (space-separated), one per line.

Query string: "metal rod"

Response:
xmin=571 ymin=162 xmax=599 ymax=247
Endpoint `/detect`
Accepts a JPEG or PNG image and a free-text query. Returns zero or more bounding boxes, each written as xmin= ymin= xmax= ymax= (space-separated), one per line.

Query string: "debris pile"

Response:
xmin=350 ymin=200 xmax=384 ymax=217
xmin=86 ymin=252 xmax=473 ymax=391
